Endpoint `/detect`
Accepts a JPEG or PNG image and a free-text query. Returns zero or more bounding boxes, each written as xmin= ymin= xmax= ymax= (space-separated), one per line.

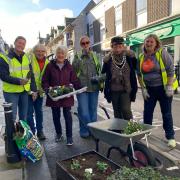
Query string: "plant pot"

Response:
xmin=56 ymin=150 xmax=120 ymax=180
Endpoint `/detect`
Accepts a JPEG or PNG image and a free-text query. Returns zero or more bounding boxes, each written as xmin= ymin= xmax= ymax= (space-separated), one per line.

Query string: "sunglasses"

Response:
xmin=81 ymin=41 xmax=90 ymax=46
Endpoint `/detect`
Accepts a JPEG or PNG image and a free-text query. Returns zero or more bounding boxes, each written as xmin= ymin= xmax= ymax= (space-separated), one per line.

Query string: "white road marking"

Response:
xmin=176 ymin=141 xmax=180 ymax=145
xmin=166 ymin=166 xmax=179 ymax=171
xmin=173 ymin=126 xmax=180 ymax=131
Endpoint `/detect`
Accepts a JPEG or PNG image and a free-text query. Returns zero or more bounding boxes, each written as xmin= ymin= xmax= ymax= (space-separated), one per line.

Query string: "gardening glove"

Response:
xmin=141 ymin=88 xmax=150 ymax=100
xmin=165 ymin=85 xmax=174 ymax=97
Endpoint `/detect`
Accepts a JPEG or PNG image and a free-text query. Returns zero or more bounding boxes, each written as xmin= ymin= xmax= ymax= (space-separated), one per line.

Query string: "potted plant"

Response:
xmin=107 ymin=166 xmax=179 ymax=180
xmin=56 ymin=150 xmax=120 ymax=180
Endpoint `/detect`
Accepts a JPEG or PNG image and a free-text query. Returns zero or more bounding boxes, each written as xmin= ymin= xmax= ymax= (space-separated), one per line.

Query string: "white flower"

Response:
xmin=85 ymin=168 xmax=93 ymax=174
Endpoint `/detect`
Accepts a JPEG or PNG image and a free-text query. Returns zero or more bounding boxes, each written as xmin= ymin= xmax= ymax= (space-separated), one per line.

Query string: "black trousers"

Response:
xmin=144 ymin=86 xmax=174 ymax=139
xmin=51 ymin=107 xmax=72 ymax=138
xmin=111 ymin=91 xmax=132 ymax=120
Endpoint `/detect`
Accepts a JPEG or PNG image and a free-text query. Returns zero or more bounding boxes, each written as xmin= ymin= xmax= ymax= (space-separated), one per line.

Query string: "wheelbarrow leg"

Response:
xmin=95 ymin=139 xmax=99 ymax=152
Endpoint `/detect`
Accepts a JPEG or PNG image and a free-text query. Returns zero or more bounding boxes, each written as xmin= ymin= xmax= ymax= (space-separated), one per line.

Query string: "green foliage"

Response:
xmin=70 ymin=159 xmax=81 ymax=170
xmin=107 ymin=166 xmax=179 ymax=180
xmin=124 ymin=121 xmax=143 ymax=135
xmin=49 ymin=85 xmax=73 ymax=97
xmin=96 ymin=161 xmax=108 ymax=172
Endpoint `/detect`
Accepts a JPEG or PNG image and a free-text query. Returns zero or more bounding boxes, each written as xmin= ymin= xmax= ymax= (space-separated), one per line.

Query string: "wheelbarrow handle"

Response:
xmin=99 ymin=104 xmax=110 ymax=119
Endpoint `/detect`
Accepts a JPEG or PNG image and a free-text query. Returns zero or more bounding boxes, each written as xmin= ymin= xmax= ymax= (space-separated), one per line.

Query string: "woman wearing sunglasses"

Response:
xmin=72 ymin=36 xmax=102 ymax=138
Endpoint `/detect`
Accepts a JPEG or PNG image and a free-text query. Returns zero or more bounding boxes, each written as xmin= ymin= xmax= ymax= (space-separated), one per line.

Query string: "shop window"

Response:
xmin=164 ymin=44 xmax=174 ymax=59
xmin=136 ymin=0 xmax=147 ymax=27
xmin=115 ymin=5 xmax=122 ymax=35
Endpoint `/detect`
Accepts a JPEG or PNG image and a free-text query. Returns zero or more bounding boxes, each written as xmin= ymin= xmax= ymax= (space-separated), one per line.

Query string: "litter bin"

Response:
xmin=2 ymin=102 xmax=21 ymax=163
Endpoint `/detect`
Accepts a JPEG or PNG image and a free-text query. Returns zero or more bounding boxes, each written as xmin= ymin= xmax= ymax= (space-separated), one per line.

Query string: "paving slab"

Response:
xmin=141 ymin=135 xmax=180 ymax=165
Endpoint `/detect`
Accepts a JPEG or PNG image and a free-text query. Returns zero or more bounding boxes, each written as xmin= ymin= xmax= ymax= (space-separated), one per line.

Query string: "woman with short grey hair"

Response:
xmin=27 ymin=43 xmax=49 ymax=140
xmin=42 ymin=45 xmax=81 ymax=145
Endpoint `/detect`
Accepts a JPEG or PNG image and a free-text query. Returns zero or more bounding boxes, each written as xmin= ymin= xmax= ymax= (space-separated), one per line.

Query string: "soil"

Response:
xmin=108 ymin=129 xmax=124 ymax=134
xmin=60 ymin=152 xmax=119 ymax=180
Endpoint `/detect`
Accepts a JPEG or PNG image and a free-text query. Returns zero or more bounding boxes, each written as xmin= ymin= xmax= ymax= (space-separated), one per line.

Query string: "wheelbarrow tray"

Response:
xmin=88 ymin=118 xmax=156 ymax=148
xmin=48 ymin=87 xmax=87 ymax=101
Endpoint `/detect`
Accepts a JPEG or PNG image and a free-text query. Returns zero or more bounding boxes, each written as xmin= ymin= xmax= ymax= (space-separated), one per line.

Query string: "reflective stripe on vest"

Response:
xmin=0 ymin=53 xmax=31 ymax=92
xmin=139 ymin=48 xmax=178 ymax=90
xmin=76 ymin=51 xmax=101 ymax=77
xmin=31 ymin=54 xmax=49 ymax=96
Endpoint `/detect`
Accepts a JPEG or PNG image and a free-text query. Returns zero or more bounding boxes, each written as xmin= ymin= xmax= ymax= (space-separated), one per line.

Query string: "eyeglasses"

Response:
xmin=81 ymin=41 xmax=90 ymax=46
xmin=36 ymin=50 xmax=46 ymax=53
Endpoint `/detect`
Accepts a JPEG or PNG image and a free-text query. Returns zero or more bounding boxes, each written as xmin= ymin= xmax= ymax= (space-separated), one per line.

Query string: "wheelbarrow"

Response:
xmin=88 ymin=118 xmax=163 ymax=169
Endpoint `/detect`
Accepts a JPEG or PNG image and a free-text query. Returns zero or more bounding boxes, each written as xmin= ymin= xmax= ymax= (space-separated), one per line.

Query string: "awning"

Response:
xmin=127 ymin=17 xmax=180 ymax=46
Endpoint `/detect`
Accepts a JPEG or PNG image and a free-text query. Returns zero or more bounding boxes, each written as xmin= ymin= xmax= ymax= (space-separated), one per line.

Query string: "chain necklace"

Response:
xmin=112 ymin=54 xmax=126 ymax=75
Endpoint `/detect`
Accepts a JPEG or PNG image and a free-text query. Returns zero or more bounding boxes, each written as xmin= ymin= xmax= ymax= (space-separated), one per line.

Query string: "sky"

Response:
xmin=0 ymin=0 xmax=92 ymax=49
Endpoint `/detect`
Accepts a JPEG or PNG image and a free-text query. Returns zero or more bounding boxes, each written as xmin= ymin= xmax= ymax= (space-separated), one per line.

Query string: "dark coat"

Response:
xmin=42 ymin=59 xmax=81 ymax=107
xmin=102 ymin=53 xmax=138 ymax=103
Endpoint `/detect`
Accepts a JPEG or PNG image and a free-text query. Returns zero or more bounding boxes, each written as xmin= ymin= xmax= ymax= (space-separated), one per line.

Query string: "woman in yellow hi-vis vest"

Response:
xmin=27 ymin=44 xmax=49 ymax=140
xmin=0 ymin=36 xmax=37 ymax=121
xmin=137 ymin=34 xmax=178 ymax=148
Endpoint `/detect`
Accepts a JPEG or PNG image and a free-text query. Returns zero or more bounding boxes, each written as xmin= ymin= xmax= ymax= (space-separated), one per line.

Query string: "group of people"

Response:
xmin=0 ymin=33 xmax=177 ymax=148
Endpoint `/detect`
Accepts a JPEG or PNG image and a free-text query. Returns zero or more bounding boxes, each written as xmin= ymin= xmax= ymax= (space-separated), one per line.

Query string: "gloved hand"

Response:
xmin=141 ymin=88 xmax=150 ymax=100
xmin=91 ymin=76 xmax=99 ymax=84
xmin=165 ymin=85 xmax=174 ymax=97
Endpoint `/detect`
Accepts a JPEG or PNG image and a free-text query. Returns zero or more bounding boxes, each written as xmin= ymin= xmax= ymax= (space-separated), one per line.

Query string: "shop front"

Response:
xmin=127 ymin=15 xmax=180 ymax=64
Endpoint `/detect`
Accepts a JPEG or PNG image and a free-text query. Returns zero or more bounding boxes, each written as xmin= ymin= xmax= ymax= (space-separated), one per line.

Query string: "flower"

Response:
xmin=85 ymin=168 xmax=93 ymax=174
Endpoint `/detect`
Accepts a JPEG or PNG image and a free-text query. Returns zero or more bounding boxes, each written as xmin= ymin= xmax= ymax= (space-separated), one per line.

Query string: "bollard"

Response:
xmin=2 ymin=102 xmax=21 ymax=163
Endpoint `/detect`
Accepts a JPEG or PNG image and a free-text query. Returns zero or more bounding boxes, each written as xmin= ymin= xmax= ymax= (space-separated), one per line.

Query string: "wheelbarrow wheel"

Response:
xmin=127 ymin=142 xmax=156 ymax=168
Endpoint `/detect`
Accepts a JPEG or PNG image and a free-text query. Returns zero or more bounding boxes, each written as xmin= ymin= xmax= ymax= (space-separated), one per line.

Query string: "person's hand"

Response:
xmin=165 ymin=85 xmax=173 ymax=97
xmin=20 ymin=78 xmax=29 ymax=85
xmin=32 ymin=92 xmax=38 ymax=101
xmin=141 ymin=88 xmax=150 ymax=100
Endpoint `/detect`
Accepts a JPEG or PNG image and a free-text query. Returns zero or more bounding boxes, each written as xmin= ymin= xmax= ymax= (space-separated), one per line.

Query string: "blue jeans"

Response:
xmin=144 ymin=86 xmax=175 ymax=140
xmin=3 ymin=91 xmax=28 ymax=121
xmin=51 ymin=107 xmax=72 ymax=138
xmin=77 ymin=91 xmax=99 ymax=137
xmin=27 ymin=95 xmax=43 ymax=134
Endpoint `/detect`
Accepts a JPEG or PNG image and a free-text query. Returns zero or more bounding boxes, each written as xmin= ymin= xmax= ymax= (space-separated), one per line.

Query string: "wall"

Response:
xmin=122 ymin=0 xmax=136 ymax=32
xmin=147 ymin=0 xmax=169 ymax=23
xmin=171 ymin=0 xmax=180 ymax=15
xmin=174 ymin=36 xmax=180 ymax=64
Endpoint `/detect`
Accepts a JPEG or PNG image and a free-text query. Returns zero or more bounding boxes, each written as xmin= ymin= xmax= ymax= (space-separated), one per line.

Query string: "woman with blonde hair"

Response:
xmin=42 ymin=45 xmax=80 ymax=145
xmin=137 ymin=34 xmax=178 ymax=148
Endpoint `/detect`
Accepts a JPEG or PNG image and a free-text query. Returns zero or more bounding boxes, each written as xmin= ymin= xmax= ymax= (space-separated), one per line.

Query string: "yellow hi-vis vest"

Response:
xmin=76 ymin=51 xmax=101 ymax=77
xmin=139 ymin=48 xmax=178 ymax=90
xmin=30 ymin=54 xmax=49 ymax=97
xmin=0 ymin=53 xmax=31 ymax=93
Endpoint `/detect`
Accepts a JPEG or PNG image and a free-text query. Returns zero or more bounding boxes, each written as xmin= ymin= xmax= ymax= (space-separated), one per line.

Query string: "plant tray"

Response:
xmin=48 ymin=87 xmax=87 ymax=101
xmin=56 ymin=150 xmax=120 ymax=180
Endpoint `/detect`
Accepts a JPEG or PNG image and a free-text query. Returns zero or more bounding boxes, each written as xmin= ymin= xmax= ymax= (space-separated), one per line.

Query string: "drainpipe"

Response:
xmin=2 ymin=102 xmax=21 ymax=163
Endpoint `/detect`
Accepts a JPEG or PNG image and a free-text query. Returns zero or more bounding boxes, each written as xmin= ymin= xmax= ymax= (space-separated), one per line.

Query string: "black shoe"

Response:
xmin=37 ymin=131 xmax=46 ymax=140
xmin=55 ymin=134 xmax=63 ymax=142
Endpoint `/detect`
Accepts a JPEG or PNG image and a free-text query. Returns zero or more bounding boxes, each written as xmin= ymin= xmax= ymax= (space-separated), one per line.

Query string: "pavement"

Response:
xmin=0 ymin=88 xmax=180 ymax=180
xmin=0 ymin=83 xmax=51 ymax=180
